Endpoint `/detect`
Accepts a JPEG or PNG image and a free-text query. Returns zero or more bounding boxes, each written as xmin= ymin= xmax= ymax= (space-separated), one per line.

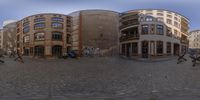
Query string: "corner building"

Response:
xmin=16 ymin=13 xmax=72 ymax=58
xmin=119 ymin=9 xmax=189 ymax=59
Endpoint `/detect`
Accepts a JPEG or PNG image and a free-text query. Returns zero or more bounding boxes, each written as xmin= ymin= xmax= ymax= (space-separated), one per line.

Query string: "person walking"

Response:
xmin=14 ymin=49 xmax=24 ymax=63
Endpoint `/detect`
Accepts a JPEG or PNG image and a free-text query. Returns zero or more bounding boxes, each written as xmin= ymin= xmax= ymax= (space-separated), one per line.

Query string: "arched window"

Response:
xmin=52 ymin=32 xmax=62 ymax=41
xmin=145 ymin=16 xmax=153 ymax=21
xmin=35 ymin=32 xmax=45 ymax=41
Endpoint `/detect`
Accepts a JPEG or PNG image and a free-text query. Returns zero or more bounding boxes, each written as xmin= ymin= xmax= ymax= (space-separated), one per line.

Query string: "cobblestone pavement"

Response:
xmin=0 ymin=55 xmax=200 ymax=100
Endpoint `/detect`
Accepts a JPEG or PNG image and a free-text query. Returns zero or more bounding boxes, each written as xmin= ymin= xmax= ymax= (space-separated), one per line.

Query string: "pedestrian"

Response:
xmin=14 ymin=49 xmax=24 ymax=63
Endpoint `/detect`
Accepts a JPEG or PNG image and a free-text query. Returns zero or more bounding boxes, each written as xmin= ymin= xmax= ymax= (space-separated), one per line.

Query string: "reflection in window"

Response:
xmin=52 ymin=32 xmax=62 ymax=41
xmin=34 ymin=23 xmax=45 ymax=29
xmin=156 ymin=25 xmax=164 ymax=35
xmin=35 ymin=32 xmax=45 ymax=41
xmin=23 ymin=26 xmax=30 ymax=33
xmin=52 ymin=22 xmax=63 ymax=28
xmin=52 ymin=17 xmax=63 ymax=22
xmin=145 ymin=16 xmax=153 ymax=21
xmin=141 ymin=25 xmax=149 ymax=34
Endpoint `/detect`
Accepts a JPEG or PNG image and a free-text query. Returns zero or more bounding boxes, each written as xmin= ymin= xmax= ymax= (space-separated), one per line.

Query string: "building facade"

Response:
xmin=119 ymin=9 xmax=189 ymax=59
xmin=69 ymin=10 xmax=119 ymax=56
xmin=189 ymin=30 xmax=200 ymax=49
xmin=2 ymin=22 xmax=17 ymax=54
xmin=16 ymin=13 xmax=72 ymax=58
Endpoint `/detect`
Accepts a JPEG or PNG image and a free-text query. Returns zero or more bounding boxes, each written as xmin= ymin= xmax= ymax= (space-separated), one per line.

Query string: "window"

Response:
xmin=167 ymin=27 xmax=172 ymax=37
xmin=23 ymin=26 xmax=29 ymax=33
xmin=52 ymin=22 xmax=63 ymax=28
xmin=23 ymin=22 xmax=29 ymax=27
xmin=52 ymin=17 xmax=63 ymax=22
xmin=132 ymin=43 xmax=138 ymax=54
xmin=167 ymin=14 xmax=172 ymax=18
xmin=34 ymin=46 xmax=44 ymax=57
xmin=34 ymin=18 xmax=45 ymax=22
xmin=150 ymin=24 xmax=155 ymax=34
xmin=141 ymin=25 xmax=149 ymax=34
xmin=167 ymin=42 xmax=171 ymax=54
xmin=157 ymin=41 xmax=163 ymax=54
xmin=174 ymin=29 xmax=178 ymax=38
xmin=157 ymin=13 xmax=164 ymax=16
xmin=157 ymin=17 xmax=164 ymax=22
xmin=34 ymin=23 xmax=45 ymax=29
xmin=52 ymin=45 xmax=62 ymax=57
xmin=156 ymin=25 xmax=164 ymax=35
xmin=35 ymin=32 xmax=45 ymax=41
xmin=145 ymin=16 xmax=153 ymax=21
xmin=167 ymin=19 xmax=172 ymax=25
xmin=23 ymin=35 xmax=30 ymax=43
xmin=174 ymin=17 xmax=178 ymax=21
xmin=140 ymin=17 xmax=144 ymax=21
xmin=66 ymin=34 xmax=71 ymax=44
xmin=174 ymin=21 xmax=179 ymax=28
xmin=52 ymin=32 xmax=62 ymax=41
xmin=67 ymin=19 xmax=71 ymax=23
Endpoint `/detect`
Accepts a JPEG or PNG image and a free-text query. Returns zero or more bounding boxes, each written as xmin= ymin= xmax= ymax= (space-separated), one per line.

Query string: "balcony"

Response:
xmin=181 ymin=39 xmax=189 ymax=44
xmin=120 ymin=34 xmax=139 ymax=42
xmin=120 ymin=22 xmax=139 ymax=30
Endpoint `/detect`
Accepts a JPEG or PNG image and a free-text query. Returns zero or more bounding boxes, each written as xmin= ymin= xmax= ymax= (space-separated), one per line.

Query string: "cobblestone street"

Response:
xmin=0 ymin=55 xmax=200 ymax=100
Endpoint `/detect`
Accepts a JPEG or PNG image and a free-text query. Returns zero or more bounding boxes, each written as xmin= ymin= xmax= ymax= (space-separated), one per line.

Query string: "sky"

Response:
xmin=0 ymin=0 xmax=199 ymax=30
